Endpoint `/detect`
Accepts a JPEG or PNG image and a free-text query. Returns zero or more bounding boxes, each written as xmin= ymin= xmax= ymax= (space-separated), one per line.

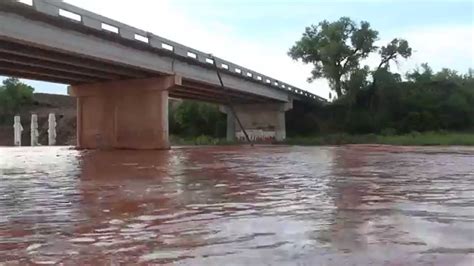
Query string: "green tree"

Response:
xmin=376 ymin=38 xmax=412 ymax=71
xmin=465 ymin=68 xmax=474 ymax=80
xmin=433 ymin=68 xmax=460 ymax=81
xmin=0 ymin=77 xmax=34 ymax=120
xmin=288 ymin=17 xmax=378 ymax=98
xmin=344 ymin=66 xmax=370 ymax=97
xmin=367 ymin=38 xmax=411 ymax=114
xmin=406 ymin=63 xmax=433 ymax=82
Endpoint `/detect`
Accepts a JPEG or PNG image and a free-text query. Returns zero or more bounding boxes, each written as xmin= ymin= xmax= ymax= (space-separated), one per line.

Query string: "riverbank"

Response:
xmin=283 ymin=132 xmax=474 ymax=146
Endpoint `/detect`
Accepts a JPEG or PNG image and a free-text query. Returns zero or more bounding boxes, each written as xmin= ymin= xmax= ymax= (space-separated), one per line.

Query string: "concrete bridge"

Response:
xmin=0 ymin=0 xmax=325 ymax=149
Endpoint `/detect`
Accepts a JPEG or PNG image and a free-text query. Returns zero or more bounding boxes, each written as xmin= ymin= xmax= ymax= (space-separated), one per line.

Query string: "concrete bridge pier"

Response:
xmin=221 ymin=101 xmax=293 ymax=142
xmin=69 ymin=76 xmax=181 ymax=150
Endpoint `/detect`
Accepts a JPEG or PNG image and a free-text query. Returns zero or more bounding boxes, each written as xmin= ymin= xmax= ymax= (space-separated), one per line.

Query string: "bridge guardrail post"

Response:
xmin=33 ymin=0 xmax=59 ymax=16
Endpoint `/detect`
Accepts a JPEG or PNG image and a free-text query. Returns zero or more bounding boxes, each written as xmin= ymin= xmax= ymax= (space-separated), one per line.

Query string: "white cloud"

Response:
xmin=363 ymin=24 xmax=474 ymax=79
xmin=401 ymin=25 xmax=474 ymax=73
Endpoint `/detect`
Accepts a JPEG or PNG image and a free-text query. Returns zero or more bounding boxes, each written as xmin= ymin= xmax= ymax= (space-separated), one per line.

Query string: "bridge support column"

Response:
xmin=69 ymin=76 xmax=181 ymax=150
xmin=221 ymin=106 xmax=236 ymax=142
xmin=220 ymin=101 xmax=293 ymax=142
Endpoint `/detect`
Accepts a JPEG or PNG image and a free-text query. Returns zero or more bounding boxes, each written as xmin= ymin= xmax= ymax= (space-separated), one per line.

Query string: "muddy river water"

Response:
xmin=0 ymin=145 xmax=473 ymax=265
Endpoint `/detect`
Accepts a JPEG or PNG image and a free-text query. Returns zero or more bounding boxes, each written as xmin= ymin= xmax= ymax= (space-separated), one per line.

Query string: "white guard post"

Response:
xmin=13 ymin=115 xmax=23 ymax=146
xmin=31 ymin=114 xmax=39 ymax=146
xmin=48 ymin=113 xmax=57 ymax=146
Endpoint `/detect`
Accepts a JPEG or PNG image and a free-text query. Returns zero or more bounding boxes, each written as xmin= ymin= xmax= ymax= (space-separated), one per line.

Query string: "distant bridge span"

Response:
xmin=0 ymin=0 xmax=326 ymax=149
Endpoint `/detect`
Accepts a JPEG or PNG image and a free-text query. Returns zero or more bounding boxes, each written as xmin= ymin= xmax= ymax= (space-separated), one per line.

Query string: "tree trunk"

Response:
xmin=335 ymin=80 xmax=342 ymax=98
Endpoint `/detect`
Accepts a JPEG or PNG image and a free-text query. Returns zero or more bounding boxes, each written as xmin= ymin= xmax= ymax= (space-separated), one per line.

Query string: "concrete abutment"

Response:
xmin=220 ymin=101 xmax=293 ymax=142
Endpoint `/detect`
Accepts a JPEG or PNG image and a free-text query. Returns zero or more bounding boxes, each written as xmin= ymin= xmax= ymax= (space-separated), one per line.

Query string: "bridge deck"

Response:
xmin=0 ymin=0 xmax=326 ymax=104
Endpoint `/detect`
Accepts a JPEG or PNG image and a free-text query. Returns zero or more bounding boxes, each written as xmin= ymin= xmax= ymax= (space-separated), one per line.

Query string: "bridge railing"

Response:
xmin=11 ymin=0 xmax=327 ymax=102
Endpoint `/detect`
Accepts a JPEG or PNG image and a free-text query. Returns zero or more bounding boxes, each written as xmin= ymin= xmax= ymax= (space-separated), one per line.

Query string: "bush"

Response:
xmin=381 ymin=128 xmax=397 ymax=136
xmin=169 ymin=100 xmax=226 ymax=138
xmin=410 ymin=131 xmax=421 ymax=137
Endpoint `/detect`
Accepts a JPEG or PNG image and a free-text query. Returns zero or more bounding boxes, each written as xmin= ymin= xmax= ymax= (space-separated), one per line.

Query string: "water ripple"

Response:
xmin=1 ymin=145 xmax=473 ymax=265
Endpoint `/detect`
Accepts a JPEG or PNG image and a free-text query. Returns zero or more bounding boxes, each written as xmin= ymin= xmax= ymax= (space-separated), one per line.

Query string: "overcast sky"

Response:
xmin=3 ymin=0 xmax=473 ymax=99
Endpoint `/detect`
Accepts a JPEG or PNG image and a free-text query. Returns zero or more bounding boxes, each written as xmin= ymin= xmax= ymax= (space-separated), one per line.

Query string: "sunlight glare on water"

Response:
xmin=0 ymin=145 xmax=473 ymax=265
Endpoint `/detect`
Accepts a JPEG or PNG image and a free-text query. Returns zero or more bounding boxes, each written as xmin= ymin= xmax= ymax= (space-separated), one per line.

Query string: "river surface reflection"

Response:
xmin=0 ymin=145 xmax=473 ymax=265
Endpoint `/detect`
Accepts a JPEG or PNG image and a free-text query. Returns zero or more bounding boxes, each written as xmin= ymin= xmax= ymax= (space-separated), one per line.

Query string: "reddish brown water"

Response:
xmin=0 ymin=145 xmax=473 ymax=265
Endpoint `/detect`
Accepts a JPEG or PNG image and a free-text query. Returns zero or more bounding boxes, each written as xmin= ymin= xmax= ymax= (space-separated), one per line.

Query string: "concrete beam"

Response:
xmin=181 ymin=79 xmax=273 ymax=101
xmin=170 ymin=91 xmax=227 ymax=104
xmin=175 ymin=83 xmax=269 ymax=103
xmin=0 ymin=69 xmax=78 ymax=84
xmin=0 ymin=52 xmax=121 ymax=80
xmin=0 ymin=63 xmax=97 ymax=83
xmin=0 ymin=40 xmax=150 ymax=78
xmin=172 ymin=87 xmax=264 ymax=105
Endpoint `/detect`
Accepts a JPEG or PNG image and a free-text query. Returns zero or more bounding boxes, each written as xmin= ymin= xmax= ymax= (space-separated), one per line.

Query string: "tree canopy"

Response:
xmin=289 ymin=17 xmax=412 ymax=98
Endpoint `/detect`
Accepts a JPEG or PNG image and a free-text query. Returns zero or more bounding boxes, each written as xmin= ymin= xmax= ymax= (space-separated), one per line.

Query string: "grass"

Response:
xmin=170 ymin=135 xmax=234 ymax=146
xmin=171 ymin=132 xmax=474 ymax=147
xmin=377 ymin=132 xmax=474 ymax=146
xmin=283 ymin=132 xmax=474 ymax=146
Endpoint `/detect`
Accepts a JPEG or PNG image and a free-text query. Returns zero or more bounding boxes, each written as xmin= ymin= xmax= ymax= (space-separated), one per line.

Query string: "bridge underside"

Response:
xmin=0 ymin=38 xmax=274 ymax=105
